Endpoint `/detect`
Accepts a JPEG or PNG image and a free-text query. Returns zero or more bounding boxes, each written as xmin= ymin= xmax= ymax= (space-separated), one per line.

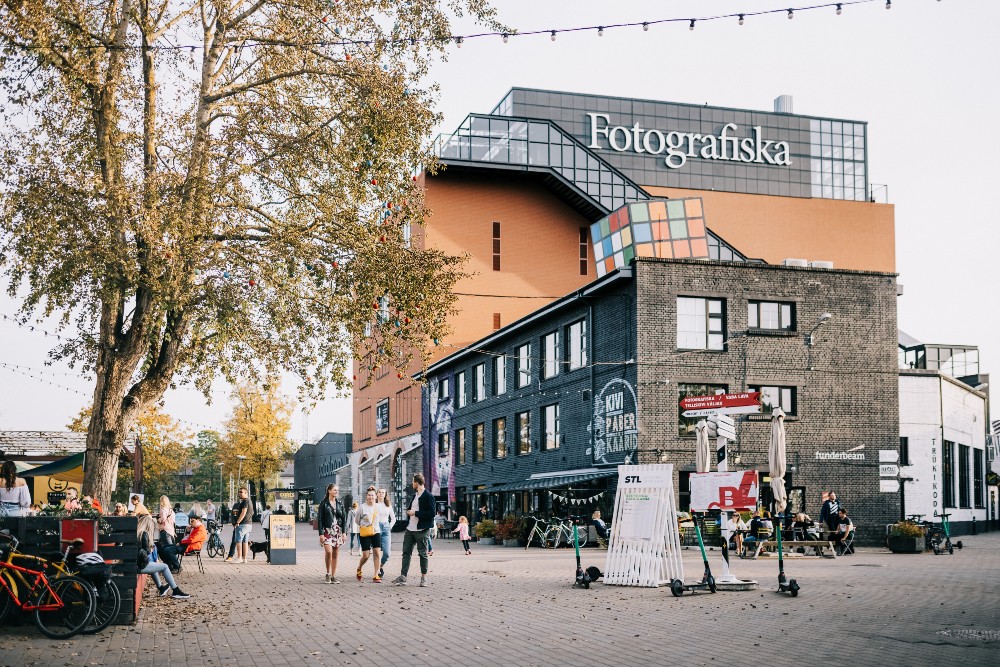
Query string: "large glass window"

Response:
xmin=568 ymin=320 xmax=587 ymax=370
xmin=493 ymin=354 xmax=507 ymax=396
xmin=974 ymin=449 xmax=985 ymax=509
xmin=493 ymin=417 xmax=507 ymax=459
xmin=455 ymin=428 xmax=466 ymax=465
xmin=749 ymin=385 xmax=796 ymax=416
xmin=543 ymin=332 xmax=559 ymax=379
xmin=517 ymin=344 xmax=531 ymax=388
xmin=748 ymin=301 xmax=795 ymax=331
xmin=456 ymin=371 xmax=467 ymax=408
xmin=942 ymin=441 xmax=955 ymax=508
xmin=516 ymin=411 xmax=531 ymax=455
xmin=677 ymin=297 xmax=725 ymax=350
xmin=473 ymin=423 xmax=485 ymax=463
xmin=678 ymin=383 xmax=727 ymax=436
xmin=543 ymin=404 xmax=560 ymax=450
xmin=958 ymin=445 xmax=970 ymax=509
xmin=473 ymin=363 xmax=486 ymax=403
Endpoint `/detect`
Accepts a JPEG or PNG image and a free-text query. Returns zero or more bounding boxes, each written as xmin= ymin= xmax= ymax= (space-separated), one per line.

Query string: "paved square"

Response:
xmin=1 ymin=525 xmax=998 ymax=666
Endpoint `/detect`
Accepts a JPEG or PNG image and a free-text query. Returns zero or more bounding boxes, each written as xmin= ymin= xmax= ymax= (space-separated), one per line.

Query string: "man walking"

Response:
xmin=820 ymin=491 xmax=840 ymax=534
xmin=226 ymin=487 xmax=253 ymax=563
xmin=392 ymin=473 xmax=435 ymax=587
xmin=260 ymin=505 xmax=272 ymax=543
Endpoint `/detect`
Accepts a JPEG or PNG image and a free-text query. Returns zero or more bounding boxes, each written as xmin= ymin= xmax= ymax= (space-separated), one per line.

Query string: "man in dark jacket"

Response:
xmin=819 ymin=492 xmax=840 ymax=533
xmin=392 ymin=473 xmax=435 ymax=587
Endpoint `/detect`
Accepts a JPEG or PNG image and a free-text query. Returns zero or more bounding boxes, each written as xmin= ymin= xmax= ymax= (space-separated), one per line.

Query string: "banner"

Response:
xmin=690 ymin=471 xmax=758 ymax=511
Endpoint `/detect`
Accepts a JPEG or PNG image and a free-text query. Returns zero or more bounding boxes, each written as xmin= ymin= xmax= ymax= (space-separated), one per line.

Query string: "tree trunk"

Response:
xmin=84 ymin=423 xmax=127 ymax=510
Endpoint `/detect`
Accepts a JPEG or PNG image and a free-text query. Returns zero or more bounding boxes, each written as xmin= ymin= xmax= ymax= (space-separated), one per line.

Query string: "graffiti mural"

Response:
xmin=422 ymin=374 xmax=455 ymax=503
xmin=592 ymin=378 xmax=639 ymax=466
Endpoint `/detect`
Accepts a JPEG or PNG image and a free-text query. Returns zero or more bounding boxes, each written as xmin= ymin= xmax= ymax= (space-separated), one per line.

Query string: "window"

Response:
xmin=958 ymin=445 xmax=970 ymax=509
xmin=942 ymin=440 xmax=955 ymax=508
xmin=402 ymin=221 xmax=411 ymax=248
xmin=899 ymin=437 xmax=909 ymax=466
xmin=493 ymin=418 xmax=507 ymax=459
xmin=579 ymin=227 xmax=589 ymax=275
xmin=375 ymin=398 xmax=390 ymax=434
xmin=568 ymin=320 xmax=587 ymax=370
xmin=438 ymin=377 xmax=450 ymax=401
xmin=473 ymin=363 xmax=486 ymax=402
xmin=395 ymin=388 xmax=413 ymax=428
xmin=378 ymin=295 xmax=390 ymax=323
xmin=438 ymin=432 xmax=451 ymax=458
xmin=360 ymin=407 xmax=372 ymax=440
xmin=543 ymin=331 xmax=559 ymax=379
xmin=516 ymin=411 xmax=531 ymax=455
xmin=678 ymin=383 xmax=727 ymax=436
xmin=493 ymin=354 xmax=507 ymax=396
xmin=473 ymin=423 xmax=485 ymax=462
xmin=974 ymin=449 xmax=985 ymax=509
xmin=543 ymin=404 xmax=560 ymax=450
xmin=455 ymin=428 xmax=466 ymax=465
xmin=492 ymin=221 xmax=501 ymax=271
xmin=749 ymin=385 xmax=796 ymax=416
xmin=456 ymin=371 xmax=467 ymax=408
xmin=493 ymin=313 xmax=501 ymax=330
xmin=677 ymin=297 xmax=725 ymax=350
xmin=748 ymin=301 xmax=795 ymax=330
xmin=517 ymin=344 xmax=531 ymax=388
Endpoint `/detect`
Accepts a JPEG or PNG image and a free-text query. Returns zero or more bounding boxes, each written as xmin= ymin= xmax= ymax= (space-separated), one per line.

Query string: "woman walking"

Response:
xmin=355 ymin=489 xmax=383 ymax=583
xmin=346 ymin=502 xmax=359 ymax=555
xmin=318 ymin=484 xmax=346 ymax=583
xmin=157 ymin=495 xmax=176 ymax=546
xmin=376 ymin=488 xmax=396 ymax=579
xmin=0 ymin=460 xmax=30 ymax=517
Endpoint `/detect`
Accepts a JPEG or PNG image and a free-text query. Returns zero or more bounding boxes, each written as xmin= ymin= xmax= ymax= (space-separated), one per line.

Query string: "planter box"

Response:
xmin=478 ymin=537 xmax=495 ymax=546
xmin=502 ymin=539 xmax=520 ymax=547
xmin=887 ymin=536 xmax=924 ymax=553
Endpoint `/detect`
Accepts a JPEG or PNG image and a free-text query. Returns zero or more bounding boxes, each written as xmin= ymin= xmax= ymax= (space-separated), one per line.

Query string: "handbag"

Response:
xmin=359 ymin=508 xmax=376 ymax=538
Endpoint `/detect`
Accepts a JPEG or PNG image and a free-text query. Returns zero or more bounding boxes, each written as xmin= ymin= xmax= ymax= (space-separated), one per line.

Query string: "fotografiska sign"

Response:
xmin=587 ymin=113 xmax=793 ymax=170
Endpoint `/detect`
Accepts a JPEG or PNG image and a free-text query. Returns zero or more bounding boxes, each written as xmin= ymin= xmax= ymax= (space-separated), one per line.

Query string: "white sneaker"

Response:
xmin=419 ymin=576 xmax=427 ymax=587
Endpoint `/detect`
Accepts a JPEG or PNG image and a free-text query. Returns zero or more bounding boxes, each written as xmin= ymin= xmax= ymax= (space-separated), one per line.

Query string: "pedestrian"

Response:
xmin=392 ymin=472 xmax=435 ymax=587
xmin=225 ymin=501 xmax=240 ymax=560
xmin=63 ymin=487 xmax=81 ymax=511
xmin=453 ymin=516 xmax=472 ymax=554
xmin=0 ymin=460 xmax=31 ymax=517
xmin=346 ymin=502 xmax=359 ymax=555
xmin=318 ymin=484 xmax=346 ymax=583
xmin=260 ymin=504 xmax=272 ymax=543
xmin=376 ymin=488 xmax=395 ymax=579
xmin=131 ymin=494 xmax=150 ymax=516
xmin=356 ymin=489 xmax=383 ymax=583
xmin=227 ymin=487 xmax=253 ymax=563
xmin=188 ymin=502 xmax=205 ymax=520
xmin=820 ymin=491 xmax=840 ymax=533
xmin=157 ymin=495 xmax=176 ymax=545
xmin=205 ymin=499 xmax=216 ymax=522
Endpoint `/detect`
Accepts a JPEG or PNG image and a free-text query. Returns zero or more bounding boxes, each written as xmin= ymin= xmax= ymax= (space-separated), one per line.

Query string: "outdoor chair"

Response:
xmin=839 ymin=528 xmax=856 ymax=555
xmin=177 ymin=542 xmax=205 ymax=574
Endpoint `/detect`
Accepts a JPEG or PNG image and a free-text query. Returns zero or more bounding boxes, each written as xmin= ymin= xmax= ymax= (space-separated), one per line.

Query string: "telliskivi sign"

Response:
xmin=587 ymin=113 xmax=792 ymax=170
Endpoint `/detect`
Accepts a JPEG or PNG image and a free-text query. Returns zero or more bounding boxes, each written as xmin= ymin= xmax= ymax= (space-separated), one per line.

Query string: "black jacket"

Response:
xmin=413 ymin=488 xmax=435 ymax=531
xmin=318 ymin=497 xmax=345 ymax=532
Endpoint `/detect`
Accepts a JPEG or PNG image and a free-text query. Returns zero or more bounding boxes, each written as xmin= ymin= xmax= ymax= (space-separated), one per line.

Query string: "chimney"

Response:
xmin=774 ymin=95 xmax=793 ymax=114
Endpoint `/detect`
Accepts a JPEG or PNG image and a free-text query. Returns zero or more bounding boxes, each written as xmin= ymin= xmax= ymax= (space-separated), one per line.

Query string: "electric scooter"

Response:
xmin=775 ymin=524 xmax=800 ymax=597
xmin=573 ymin=525 xmax=592 ymax=589
xmin=932 ymin=512 xmax=963 ymax=555
xmin=670 ymin=517 xmax=716 ymax=597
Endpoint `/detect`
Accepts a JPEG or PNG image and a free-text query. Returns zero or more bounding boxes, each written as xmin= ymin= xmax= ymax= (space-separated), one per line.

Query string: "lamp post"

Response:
xmin=236 ymin=455 xmax=247 ymax=492
xmin=218 ymin=462 xmax=224 ymax=504
xmin=805 ymin=313 xmax=834 ymax=371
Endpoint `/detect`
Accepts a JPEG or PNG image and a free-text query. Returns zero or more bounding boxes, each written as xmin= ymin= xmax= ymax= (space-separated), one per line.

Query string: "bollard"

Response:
xmin=972 ymin=516 xmax=977 ymax=535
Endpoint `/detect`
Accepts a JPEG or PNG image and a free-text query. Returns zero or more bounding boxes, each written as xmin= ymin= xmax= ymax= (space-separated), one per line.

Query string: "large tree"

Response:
xmin=0 ymin=0 xmax=502 ymax=505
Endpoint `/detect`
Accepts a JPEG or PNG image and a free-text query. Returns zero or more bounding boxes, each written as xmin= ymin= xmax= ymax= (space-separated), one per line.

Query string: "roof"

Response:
xmin=898 ymin=329 xmax=922 ymax=350
xmin=0 ymin=431 xmax=87 ymax=457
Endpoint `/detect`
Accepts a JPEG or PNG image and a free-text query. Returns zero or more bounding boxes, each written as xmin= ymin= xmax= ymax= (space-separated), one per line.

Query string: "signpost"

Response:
xmin=681 ymin=392 xmax=762 ymax=418
xmin=269 ymin=514 xmax=296 ymax=564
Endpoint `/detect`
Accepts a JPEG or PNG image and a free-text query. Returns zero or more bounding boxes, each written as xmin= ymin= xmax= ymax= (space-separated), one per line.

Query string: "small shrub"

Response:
xmin=494 ymin=514 xmax=519 ymax=541
xmin=474 ymin=519 xmax=496 ymax=538
xmin=889 ymin=521 xmax=924 ymax=538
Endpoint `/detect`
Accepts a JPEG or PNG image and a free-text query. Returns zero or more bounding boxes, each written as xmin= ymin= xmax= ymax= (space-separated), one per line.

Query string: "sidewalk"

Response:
xmin=1 ymin=524 xmax=998 ymax=667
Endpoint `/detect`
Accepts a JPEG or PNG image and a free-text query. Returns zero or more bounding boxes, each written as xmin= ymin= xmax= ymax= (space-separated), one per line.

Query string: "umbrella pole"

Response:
xmin=775 ymin=519 xmax=800 ymax=596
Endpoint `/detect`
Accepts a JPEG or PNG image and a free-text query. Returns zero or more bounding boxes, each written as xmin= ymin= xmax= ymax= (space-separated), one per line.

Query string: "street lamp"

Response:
xmin=236 ymin=455 xmax=247 ymax=491
xmin=217 ymin=462 xmax=224 ymax=502
xmin=805 ymin=312 xmax=833 ymax=370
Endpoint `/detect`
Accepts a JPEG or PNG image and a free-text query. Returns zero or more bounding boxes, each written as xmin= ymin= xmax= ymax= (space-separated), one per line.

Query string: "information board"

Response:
xmin=269 ymin=514 xmax=296 ymax=564
xmin=690 ymin=471 xmax=759 ymax=511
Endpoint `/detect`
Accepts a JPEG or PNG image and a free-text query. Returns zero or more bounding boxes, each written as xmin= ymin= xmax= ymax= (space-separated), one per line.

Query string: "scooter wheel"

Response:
xmin=707 ymin=575 xmax=717 ymax=594
xmin=956 ymin=541 xmax=963 ymax=550
xmin=670 ymin=579 xmax=684 ymax=597
xmin=948 ymin=544 xmax=954 ymax=555
xmin=789 ymin=579 xmax=800 ymax=597
xmin=933 ymin=547 xmax=941 ymax=555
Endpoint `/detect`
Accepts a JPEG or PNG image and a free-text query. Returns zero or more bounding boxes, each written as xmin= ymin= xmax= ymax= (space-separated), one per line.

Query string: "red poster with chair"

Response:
xmin=60 ymin=519 xmax=97 ymax=552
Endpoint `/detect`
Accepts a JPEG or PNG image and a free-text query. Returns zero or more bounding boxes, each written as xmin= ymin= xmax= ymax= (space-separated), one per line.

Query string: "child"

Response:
xmin=453 ymin=516 xmax=472 ymax=555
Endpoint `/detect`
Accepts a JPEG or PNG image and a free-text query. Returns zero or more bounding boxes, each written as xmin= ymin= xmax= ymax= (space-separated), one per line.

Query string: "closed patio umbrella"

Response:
xmin=695 ymin=420 xmax=711 ymax=473
xmin=768 ymin=407 xmax=787 ymax=514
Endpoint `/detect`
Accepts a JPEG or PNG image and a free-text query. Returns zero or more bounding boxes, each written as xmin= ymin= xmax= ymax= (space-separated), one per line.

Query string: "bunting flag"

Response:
xmin=547 ymin=490 xmax=605 ymax=506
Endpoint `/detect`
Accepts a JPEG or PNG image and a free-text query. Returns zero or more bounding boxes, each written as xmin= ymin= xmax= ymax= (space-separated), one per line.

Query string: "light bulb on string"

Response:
xmin=502 ymin=33 xmax=509 ymax=43
xmin=598 ymin=27 xmax=604 ymax=37
xmin=689 ymin=19 xmax=695 ymax=31
xmin=886 ymin=0 xmax=891 ymax=8
xmin=836 ymin=4 xmax=842 ymax=14
xmin=738 ymin=14 xmax=744 ymax=25
xmin=550 ymin=30 xmax=556 ymax=41
xmin=787 ymin=9 xmax=794 ymax=19
xmin=642 ymin=22 xmax=648 ymax=32
xmin=455 ymin=36 xmax=463 ymax=48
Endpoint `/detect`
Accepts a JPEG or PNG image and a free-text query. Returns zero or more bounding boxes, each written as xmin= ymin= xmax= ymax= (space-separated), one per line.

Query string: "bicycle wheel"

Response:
xmin=576 ymin=527 xmax=588 ymax=548
xmin=207 ymin=535 xmax=222 ymax=558
xmin=0 ymin=571 xmax=15 ymax=622
xmin=33 ymin=575 xmax=95 ymax=639
xmin=543 ymin=526 xmax=560 ymax=549
xmin=81 ymin=579 xmax=121 ymax=635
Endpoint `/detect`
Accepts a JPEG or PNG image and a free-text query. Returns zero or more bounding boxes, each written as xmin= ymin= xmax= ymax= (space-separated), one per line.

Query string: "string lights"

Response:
xmin=0 ymin=0 xmax=912 ymax=54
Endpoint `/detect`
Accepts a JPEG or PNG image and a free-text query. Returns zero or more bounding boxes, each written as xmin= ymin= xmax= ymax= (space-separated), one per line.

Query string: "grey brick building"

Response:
xmin=424 ymin=257 xmax=900 ymax=543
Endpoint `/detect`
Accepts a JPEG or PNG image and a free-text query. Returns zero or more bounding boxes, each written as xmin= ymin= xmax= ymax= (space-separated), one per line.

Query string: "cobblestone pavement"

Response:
xmin=1 ymin=525 xmax=998 ymax=667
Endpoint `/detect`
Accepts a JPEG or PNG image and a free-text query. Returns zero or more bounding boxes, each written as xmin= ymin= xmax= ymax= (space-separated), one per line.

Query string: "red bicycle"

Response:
xmin=0 ymin=532 xmax=96 ymax=638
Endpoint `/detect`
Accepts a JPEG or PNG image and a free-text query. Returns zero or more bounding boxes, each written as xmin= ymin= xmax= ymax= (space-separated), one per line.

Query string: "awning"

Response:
xmin=487 ymin=470 xmax=617 ymax=493
xmin=21 ymin=452 xmax=85 ymax=484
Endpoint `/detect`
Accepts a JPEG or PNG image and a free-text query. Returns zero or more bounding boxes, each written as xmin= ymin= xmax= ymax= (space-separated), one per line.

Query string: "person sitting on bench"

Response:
xmin=830 ymin=508 xmax=853 ymax=555
xmin=591 ymin=510 xmax=609 ymax=541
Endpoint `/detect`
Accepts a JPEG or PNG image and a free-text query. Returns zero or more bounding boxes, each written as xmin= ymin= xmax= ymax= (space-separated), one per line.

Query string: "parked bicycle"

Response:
xmin=544 ymin=516 xmax=588 ymax=549
xmin=0 ymin=532 xmax=96 ymax=638
xmin=524 ymin=516 xmax=552 ymax=549
xmin=206 ymin=519 xmax=225 ymax=558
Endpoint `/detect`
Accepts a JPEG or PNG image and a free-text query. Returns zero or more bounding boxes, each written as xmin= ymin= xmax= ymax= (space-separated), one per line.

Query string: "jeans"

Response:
xmin=399 ymin=529 xmax=429 ymax=577
xmin=235 ymin=524 xmax=252 ymax=543
xmin=159 ymin=544 xmax=184 ymax=571
xmin=379 ymin=523 xmax=392 ymax=566
xmin=228 ymin=524 xmax=238 ymax=558
xmin=142 ymin=561 xmax=177 ymax=590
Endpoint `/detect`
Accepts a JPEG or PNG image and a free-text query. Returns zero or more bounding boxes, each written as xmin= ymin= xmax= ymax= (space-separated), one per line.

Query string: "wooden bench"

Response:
xmin=750 ymin=539 xmax=836 ymax=559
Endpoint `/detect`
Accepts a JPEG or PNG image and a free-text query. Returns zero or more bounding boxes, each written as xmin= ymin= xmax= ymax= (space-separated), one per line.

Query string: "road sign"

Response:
xmin=708 ymin=414 xmax=737 ymax=440
xmin=879 ymin=464 xmax=899 ymax=477
xmin=680 ymin=392 xmax=761 ymax=417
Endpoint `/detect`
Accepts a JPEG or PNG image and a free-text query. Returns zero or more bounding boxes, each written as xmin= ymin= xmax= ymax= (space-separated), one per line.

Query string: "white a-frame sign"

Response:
xmin=604 ymin=464 xmax=684 ymax=587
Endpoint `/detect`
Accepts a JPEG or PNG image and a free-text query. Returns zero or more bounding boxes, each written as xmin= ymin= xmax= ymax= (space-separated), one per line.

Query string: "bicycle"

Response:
xmin=36 ymin=543 xmax=120 ymax=635
xmin=206 ymin=519 xmax=224 ymax=558
xmin=0 ymin=532 xmax=96 ymax=638
xmin=524 ymin=516 xmax=551 ymax=549
xmin=929 ymin=512 xmax=963 ymax=555
xmin=544 ymin=517 xmax=588 ymax=548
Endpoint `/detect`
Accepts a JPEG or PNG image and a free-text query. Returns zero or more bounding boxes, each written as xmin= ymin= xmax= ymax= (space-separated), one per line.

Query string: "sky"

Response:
xmin=1 ymin=0 xmax=997 ymax=440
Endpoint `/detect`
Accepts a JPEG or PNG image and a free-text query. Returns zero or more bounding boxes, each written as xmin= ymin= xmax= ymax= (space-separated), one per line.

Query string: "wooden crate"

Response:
xmin=1 ymin=516 xmax=140 ymax=625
